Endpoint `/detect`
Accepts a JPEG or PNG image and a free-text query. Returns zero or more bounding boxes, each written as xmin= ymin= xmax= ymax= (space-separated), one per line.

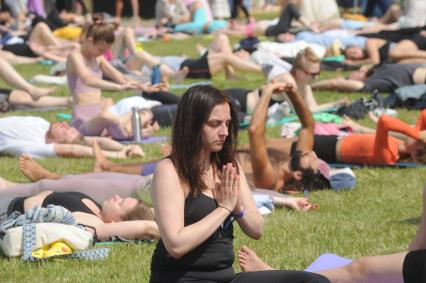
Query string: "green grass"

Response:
xmin=1 ymin=34 xmax=426 ymax=283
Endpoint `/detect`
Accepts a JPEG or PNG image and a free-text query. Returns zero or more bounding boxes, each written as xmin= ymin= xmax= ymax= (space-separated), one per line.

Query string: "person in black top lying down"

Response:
xmin=2 ymin=191 xmax=158 ymax=241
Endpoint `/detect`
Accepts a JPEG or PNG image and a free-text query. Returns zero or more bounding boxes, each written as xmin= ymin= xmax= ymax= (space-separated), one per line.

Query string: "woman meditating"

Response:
xmin=149 ymin=85 xmax=330 ymax=282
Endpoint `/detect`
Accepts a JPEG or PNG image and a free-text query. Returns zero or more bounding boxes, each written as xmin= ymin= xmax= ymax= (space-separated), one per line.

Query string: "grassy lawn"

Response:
xmin=1 ymin=32 xmax=426 ymax=283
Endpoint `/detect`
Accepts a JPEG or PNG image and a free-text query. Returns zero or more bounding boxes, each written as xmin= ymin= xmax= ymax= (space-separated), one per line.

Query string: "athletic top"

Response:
xmin=378 ymin=41 xmax=394 ymax=63
xmin=150 ymin=193 xmax=235 ymax=282
xmin=8 ymin=192 xmax=101 ymax=216
xmin=340 ymin=110 xmax=426 ymax=165
xmin=67 ymin=60 xmax=103 ymax=97
xmin=362 ymin=64 xmax=419 ymax=93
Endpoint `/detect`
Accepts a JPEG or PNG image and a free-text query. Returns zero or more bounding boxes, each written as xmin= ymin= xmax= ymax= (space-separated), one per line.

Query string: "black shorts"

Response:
xmin=0 ymin=88 xmax=12 ymax=112
xmin=291 ymin=135 xmax=338 ymax=163
xmin=403 ymin=249 xmax=426 ymax=283
xmin=223 ymin=88 xmax=250 ymax=113
xmin=412 ymin=33 xmax=426 ymax=51
xmin=2 ymin=43 xmax=38 ymax=57
xmin=180 ymin=52 xmax=211 ymax=79
xmin=7 ymin=196 xmax=26 ymax=216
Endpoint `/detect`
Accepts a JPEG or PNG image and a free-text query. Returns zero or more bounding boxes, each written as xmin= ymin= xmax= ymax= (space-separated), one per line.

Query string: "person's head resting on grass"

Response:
xmin=270 ymin=47 xmax=321 ymax=86
xmin=170 ymin=84 xmax=240 ymax=196
xmin=45 ymin=122 xmax=83 ymax=144
xmin=290 ymin=47 xmax=321 ymax=84
xmin=101 ymin=195 xmax=154 ymax=223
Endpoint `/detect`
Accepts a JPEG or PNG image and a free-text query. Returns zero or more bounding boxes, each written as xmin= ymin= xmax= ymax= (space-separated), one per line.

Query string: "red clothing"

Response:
xmin=341 ymin=110 xmax=426 ymax=165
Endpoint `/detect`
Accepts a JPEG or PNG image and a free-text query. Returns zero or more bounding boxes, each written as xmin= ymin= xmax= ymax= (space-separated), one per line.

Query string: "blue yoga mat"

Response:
xmin=305 ymin=253 xmax=352 ymax=272
xmin=329 ymin=162 xmax=426 ymax=169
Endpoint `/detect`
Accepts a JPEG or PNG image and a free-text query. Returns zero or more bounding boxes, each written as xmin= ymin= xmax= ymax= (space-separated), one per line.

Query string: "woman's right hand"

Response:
xmin=213 ymin=163 xmax=240 ymax=213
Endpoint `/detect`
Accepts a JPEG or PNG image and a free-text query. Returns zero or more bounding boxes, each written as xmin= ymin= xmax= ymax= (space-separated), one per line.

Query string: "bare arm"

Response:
xmin=232 ymin=163 xmax=264 ymax=239
xmin=53 ymin=144 xmax=127 ymax=158
xmin=95 ymin=220 xmax=159 ymax=241
xmin=68 ymin=51 xmax=125 ymax=91
xmin=83 ymin=136 xmax=126 ymax=151
xmin=151 ymin=159 xmax=237 ymax=259
xmin=302 ymin=85 xmax=347 ymax=112
xmin=248 ymin=83 xmax=280 ymax=189
xmin=286 ymin=84 xmax=314 ymax=152
xmin=98 ymin=56 xmax=133 ymax=84
xmin=311 ymin=78 xmax=364 ymax=92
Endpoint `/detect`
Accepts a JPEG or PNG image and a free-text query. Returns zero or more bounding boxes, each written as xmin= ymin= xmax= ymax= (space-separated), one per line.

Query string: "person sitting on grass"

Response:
xmin=149 ymin=84 xmax=330 ymax=282
xmin=237 ymin=182 xmax=426 ymax=283
xmin=67 ymin=18 xmax=172 ymax=140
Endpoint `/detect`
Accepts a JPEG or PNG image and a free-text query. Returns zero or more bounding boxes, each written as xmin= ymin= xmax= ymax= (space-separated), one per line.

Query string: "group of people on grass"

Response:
xmin=1 ymin=0 xmax=426 ymax=282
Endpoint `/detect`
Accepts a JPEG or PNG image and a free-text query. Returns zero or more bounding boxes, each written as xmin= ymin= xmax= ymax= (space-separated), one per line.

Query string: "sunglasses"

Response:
xmin=303 ymin=69 xmax=321 ymax=77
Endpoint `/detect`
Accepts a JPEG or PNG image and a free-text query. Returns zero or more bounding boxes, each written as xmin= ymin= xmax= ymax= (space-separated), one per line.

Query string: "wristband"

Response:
xmin=218 ymin=205 xmax=232 ymax=214
xmin=232 ymin=207 xmax=245 ymax=219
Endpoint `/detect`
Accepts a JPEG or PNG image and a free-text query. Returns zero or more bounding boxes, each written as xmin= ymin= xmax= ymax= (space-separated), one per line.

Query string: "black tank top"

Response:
xmin=150 ymin=193 xmax=235 ymax=283
xmin=7 ymin=192 xmax=101 ymax=216
xmin=378 ymin=41 xmax=391 ymax=64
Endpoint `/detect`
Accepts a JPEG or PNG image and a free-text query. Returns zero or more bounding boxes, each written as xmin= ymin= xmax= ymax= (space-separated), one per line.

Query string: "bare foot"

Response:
xmin=19 ymin=154 xmax=60 ymax=181
xmin=28 ymin=86 xmax=56 ymax=101
xmin=238 ymin=245 xmax=274 ymax=272
xmin=93 ymin=141 xmax=114 ymax=172
xmin=160 ymin=143 xmax=172 ymax=156
xmin=172 ymin=66 xmax=189 ymax=83
xmin=0 ymin=176 xmax=17 ymax=189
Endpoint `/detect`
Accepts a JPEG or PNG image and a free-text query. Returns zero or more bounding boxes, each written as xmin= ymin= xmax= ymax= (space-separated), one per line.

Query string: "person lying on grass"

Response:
xmin=237 ymin=182 xmax=426 ymax=283
xmin=0 ymin=189 xmax=158 ymax=241
xmin=0 ymin=115 xmax=144 ymax=158
xmin=250 ymin=104 xmax=426 ymax=170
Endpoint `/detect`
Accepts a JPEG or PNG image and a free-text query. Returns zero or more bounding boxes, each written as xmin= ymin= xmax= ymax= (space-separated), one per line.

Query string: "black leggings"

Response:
xmin=151 ymin=104 xmax=177 ymax=127
xmin=232 ymin=270 xmax=331 ymax=283
xmin=291 ymin=135 xmax=339 ymax=164
xmin=142 ymin=91 xmax=180 ymax=105
xmin=231 ymin=0 xmax=250 ymax=20
xmin=403 ymin=249 xmax=426 ymax=283
xmin=265 ymin=3 xmax=301 ymax=37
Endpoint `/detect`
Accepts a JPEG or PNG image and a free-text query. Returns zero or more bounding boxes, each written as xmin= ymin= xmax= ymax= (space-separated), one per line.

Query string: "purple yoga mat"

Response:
xmin=305 ymin=253 xmax=352 ymax=272
xmin=121 ymin=136 xmax=168 ymax=144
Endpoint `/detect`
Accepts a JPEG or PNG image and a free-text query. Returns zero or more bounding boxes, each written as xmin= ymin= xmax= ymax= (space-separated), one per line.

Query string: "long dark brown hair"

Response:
xmin=171 ymin=85 xmax=239 ymax=196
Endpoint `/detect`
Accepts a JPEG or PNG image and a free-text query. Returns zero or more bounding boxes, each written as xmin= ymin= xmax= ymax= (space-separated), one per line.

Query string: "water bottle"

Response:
xmin=132 ymin=107 xmax=142 ymax=143
xmin=151 ymin=64 xmax=161 ymax=85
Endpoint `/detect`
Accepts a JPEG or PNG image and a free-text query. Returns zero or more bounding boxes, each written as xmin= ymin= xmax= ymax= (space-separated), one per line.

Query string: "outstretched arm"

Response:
xmin=286 ymin=84 xmax=314 ymax=152
xmin=301 ymin=84 xmax=347 ymax=112
xmin=53 ymin=144 xmax=142 ymax=158
xmin=68 ymin=51 xmax=126 ymax=91
xmin=311 ymin=77 xmax=364 ymax=92
xmin=96 ymin=220 xmax=160 ymax=241
xmin=248 ymin=83 xmax=282 ymax=189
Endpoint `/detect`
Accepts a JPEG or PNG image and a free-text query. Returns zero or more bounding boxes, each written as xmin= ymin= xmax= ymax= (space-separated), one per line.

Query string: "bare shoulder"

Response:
xmin=154 ymin=158 xmax=180 ymax=184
